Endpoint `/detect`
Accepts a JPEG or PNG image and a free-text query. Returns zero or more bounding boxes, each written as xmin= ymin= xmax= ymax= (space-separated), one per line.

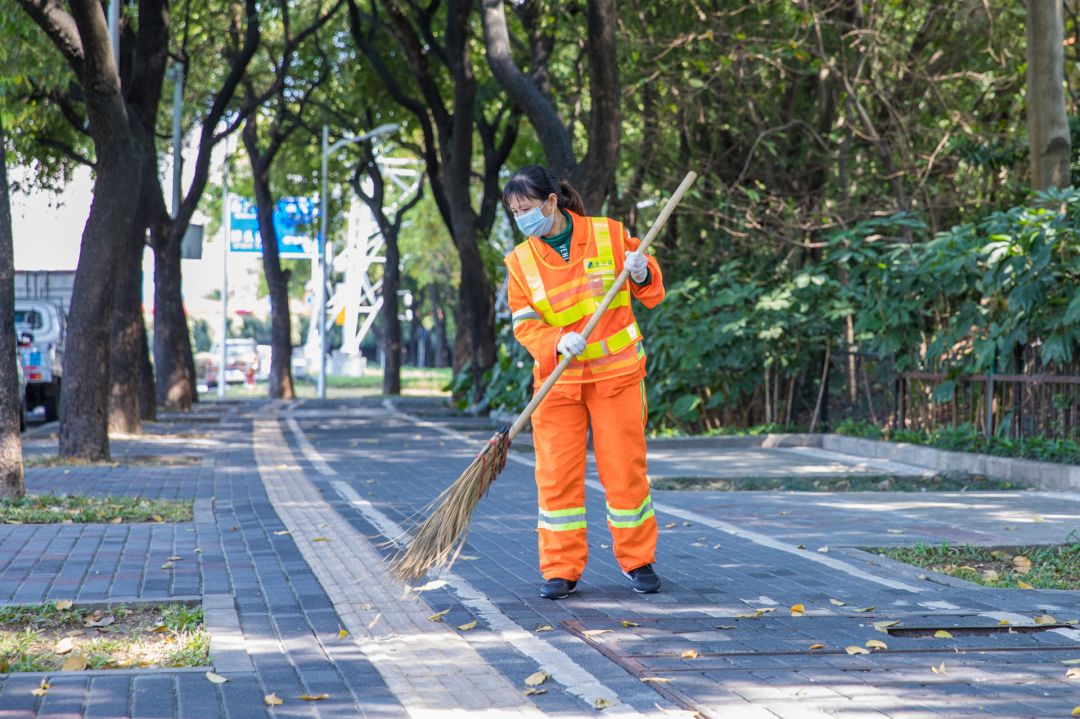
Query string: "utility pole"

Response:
xmin=219 ymin=146 xmax=230 ymax=401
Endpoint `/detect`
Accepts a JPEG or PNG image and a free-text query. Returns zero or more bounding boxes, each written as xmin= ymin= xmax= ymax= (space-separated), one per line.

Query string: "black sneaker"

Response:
xmin=623 ymin=564 xmax=661 ymax=594
xmin=539 ymin=578 xmax=577 ymax=600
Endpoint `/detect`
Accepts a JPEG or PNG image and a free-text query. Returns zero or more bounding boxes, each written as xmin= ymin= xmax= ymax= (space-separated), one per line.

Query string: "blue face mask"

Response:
xmin=515 ymin=200 xmax=555 ymax=237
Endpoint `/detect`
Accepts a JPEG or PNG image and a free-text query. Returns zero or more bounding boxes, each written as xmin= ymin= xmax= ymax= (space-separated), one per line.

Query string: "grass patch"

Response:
xmin=874 ymin=541 xmax=1080 ymax=590
xmin=0 ymin=602 xmax=208 ymax=672
xmin=649 ymin=473 xmax=1026 ymax=492
xmin=0 ymin=495 xmax=192 ymax=525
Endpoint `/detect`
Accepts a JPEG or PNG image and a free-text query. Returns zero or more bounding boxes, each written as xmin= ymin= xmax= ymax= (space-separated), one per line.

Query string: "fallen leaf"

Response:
xmin=1034 ymin=614 xmax=1057 ymax=625
xmin=715 ymin=625 xmax=736 ymax=630
xmin=457 ymin=555 xmax=479 ymax=561
xmin=458 ymin=620 xmax=477 ymax=631
xmin=865 ymin=640 xmax=888 ymax=650
xmin=524 ymin=688 xmax=547 ymax=696
xmin=54 ymin=600 xmax=73 ymax=611
xmin=31 ymin=679 xmax=49 ymax=696
xmin=273 ymin=530 xmax=289 ymax=536
xmin=535 ymin=625 xmax=554 ymax=632
xmin=790 ymin=604 xmax=806 ymax=616
xmin=796 ymin=544 xmax=806 ymax=549
xmin=61 ymin=655 xmax=87 ymax=671
xmin=167 ymin=555 xmax=182 ymax=561
xmin=664 ymin=523 xmax=677 ymax=529
xmin=1073 ymin=707 xmax=1080 ymax=717
xmin=427 ymin=609 xmax=449 ymax=622
xmin=713 ymin=544 xmax=722 ymax=549
xmin=338 ymin=627 xmax=349 ymax=639
xmin=933 ymin=630 xmax=953 ymax=639
xmin=1066 ymin=668 xmax=1080 ymax=679
xmin=845 ymin=646 xmax=869 ymax=655
xmin=264 ymin=693 xmax=283 ymax=706
xmin=874 ymin=620 xmax=901 ymax=632
xmin=681 ymin=649 xmax=699 ymax=659
xmin=990 ymin=549 xmax=1009 ymax=559
xmin=299 ymin=694 xmax=329 ymax=701
xmin=84 ymin=616 xmax=115 ymax=628
xmin=206 ymin=671 xmax=229 ymax=684
xmin=54 ymin=637 xmax=74 ymax=655
xmin=620 ymin=620 xmax=640 ymax=627
xmin=412 ymin=580 xmax=448 ymax=592
xmin=1017 ymin=580 xmax=1034 ymax=589
xmin=1063 ymin=659 xmax=1080 ymax=665
xmin=1012 ymin=555 xmax=1032 ymax=575
xmin=594 ymin=698 xmax=616 ymax=710
xmin=524 ymin=671 xmax=549 ymax=686
xmin=829 ymin=598 xmax=846 ymax=606
xmin=886 ymin=529 xmax=905 ymax=534
xmin=734 ymin=613 xmax=758 ymax=619
xmin=311 ymin=537 xmax=330 ymax=543
xmin=583 ymin=629 xmax=612 ymax=637
xmin=755 ymin=608 xmax=776 ymax=616
xmin=641 ymin=677 xmax=673 ymax=683
xmin=931 ymin=662 xmax=948 ymax=675
xmin=110 ymin=517 xmax=123 ymax=524
xmin=998 ymin=619 xmax=1010 ymax=625
xmin=367 ymin=613 xmax=381 ymax=630
xmin=853 ymin=607 xmax=875 ymax=613
xmin=161 ymin=562 xmax=174 ymax=570
xmin=809 ymin=643 xmax=825 ymax=650
xmin=981 ymin=569 xmax=1000 ymax=582
xmin=152 ymin=514 xmax=164 ymax=522
xmin=817 ymin=546 xmax=829 ymax=553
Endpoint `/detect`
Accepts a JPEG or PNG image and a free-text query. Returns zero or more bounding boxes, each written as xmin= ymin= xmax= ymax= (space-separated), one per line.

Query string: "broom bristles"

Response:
xmin=390 ymin=428 xmax=510 ymax=584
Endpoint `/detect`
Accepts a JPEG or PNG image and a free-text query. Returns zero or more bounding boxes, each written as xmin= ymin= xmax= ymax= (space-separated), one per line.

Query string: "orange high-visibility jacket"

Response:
xmin=504 ymin=211 xmax=665 ymax=386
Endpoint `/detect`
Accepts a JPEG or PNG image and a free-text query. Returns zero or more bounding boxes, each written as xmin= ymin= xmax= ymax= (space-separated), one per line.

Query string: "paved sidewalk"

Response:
xmin=0 ymin=396 xmax=1076 ymax=718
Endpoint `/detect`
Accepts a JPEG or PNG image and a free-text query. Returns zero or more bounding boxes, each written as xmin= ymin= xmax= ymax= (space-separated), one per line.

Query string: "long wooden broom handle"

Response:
xmin=507 ymin=170 xmax=698 ymax=441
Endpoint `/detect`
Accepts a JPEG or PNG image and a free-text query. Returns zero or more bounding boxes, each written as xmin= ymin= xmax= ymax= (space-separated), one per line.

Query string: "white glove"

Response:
xmin=557 ymin=332 xmax=587 ymax=358
xmin=624 ymin=250 xmax=649 ymax=283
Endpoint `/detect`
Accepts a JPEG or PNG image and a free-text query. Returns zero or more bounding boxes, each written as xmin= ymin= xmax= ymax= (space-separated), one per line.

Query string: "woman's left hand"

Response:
xmin=624 ymin=250 xmax=649 ymax=283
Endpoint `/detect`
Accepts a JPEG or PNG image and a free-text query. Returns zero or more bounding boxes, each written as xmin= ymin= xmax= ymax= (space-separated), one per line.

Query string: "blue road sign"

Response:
xmin=229 ymin=197 xmax=319 ymax=257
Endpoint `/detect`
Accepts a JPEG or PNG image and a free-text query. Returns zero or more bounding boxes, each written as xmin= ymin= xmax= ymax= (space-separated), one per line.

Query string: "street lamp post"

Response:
xmin=317 ymin=122 xmax=400 ymax=399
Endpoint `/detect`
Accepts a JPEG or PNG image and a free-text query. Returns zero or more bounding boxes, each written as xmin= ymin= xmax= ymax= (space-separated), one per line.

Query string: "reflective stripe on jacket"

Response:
xmin=504 ymin=211 xmax=665 ymax=386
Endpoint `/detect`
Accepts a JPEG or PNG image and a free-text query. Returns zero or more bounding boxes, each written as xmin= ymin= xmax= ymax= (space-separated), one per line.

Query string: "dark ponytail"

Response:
xmin=503 ymin=165 xmax=587 ymax=215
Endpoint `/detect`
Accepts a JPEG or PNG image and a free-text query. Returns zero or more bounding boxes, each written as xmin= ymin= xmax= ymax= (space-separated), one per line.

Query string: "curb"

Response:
xmin=823 ymin=435 xmax=1080 ymax=492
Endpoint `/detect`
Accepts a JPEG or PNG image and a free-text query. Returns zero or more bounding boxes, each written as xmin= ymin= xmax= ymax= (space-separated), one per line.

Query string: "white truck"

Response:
xmin=15 ymin=271 xmax=72 ymax=423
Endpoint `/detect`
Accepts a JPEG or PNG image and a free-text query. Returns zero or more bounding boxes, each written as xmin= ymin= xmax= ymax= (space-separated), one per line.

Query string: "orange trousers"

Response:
xmin=531 ymin=376 xmax=657 ymax=581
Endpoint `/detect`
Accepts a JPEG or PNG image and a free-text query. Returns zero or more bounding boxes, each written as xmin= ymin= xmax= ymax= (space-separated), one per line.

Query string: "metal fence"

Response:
xmin=819 ymin=347 xmax=1080 ymax=440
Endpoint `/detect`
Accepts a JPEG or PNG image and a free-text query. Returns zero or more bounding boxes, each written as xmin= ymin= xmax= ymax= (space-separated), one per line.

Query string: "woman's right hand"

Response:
xmin=557 ymin=332 xmax=587 ymax=358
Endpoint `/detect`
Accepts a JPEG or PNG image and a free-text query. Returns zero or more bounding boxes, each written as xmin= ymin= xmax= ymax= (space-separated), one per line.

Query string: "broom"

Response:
xmin=391 ymin=171 xmax=698 ymax=584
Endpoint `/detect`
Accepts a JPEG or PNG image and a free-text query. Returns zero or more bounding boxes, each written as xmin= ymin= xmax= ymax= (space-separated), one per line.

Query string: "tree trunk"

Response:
xmin=429 ymin=283 xmax=451 ymax=367
xmin=138 ymin=307 xmax=156 ymax=421
xmin=60 ymin=135 xmax=142 ymax=460
xmin=109 ymin=220 xmax=148 ymax=434
xmin=1026 ymin=0 xmax=1071 ymax=190
xmin=0 ymin=119 xmax=25 ymax=499
xmin=243 ymin=125 xmax=295 ymax=400
xmin=152 ymin=229 xmax=196 ymax=410
xmin=381 ymin=236 xmax=402 ymax=395
xmin=456 ymin=234 xmax=495 ymax=405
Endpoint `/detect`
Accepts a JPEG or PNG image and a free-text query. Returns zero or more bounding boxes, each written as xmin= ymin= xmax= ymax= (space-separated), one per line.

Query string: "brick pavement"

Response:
xmin=1 ymin=396 xmax=1078 ymax=718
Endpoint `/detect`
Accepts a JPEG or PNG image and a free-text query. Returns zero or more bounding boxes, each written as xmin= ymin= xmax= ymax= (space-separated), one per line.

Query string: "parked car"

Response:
xmin=16 ymin=347 xmax=27 ymax=432
xmin=256 ymin=344 xmax=272 ymax=381
xmin=205 ymin=338 xmax=260 ymax=386
xmin=15 ymin=300 xmax=65 ymax=422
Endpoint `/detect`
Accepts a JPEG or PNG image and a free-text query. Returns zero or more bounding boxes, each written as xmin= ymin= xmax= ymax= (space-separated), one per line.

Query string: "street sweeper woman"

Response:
xmin=503 ymin=165 xmax=666 ymax=600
